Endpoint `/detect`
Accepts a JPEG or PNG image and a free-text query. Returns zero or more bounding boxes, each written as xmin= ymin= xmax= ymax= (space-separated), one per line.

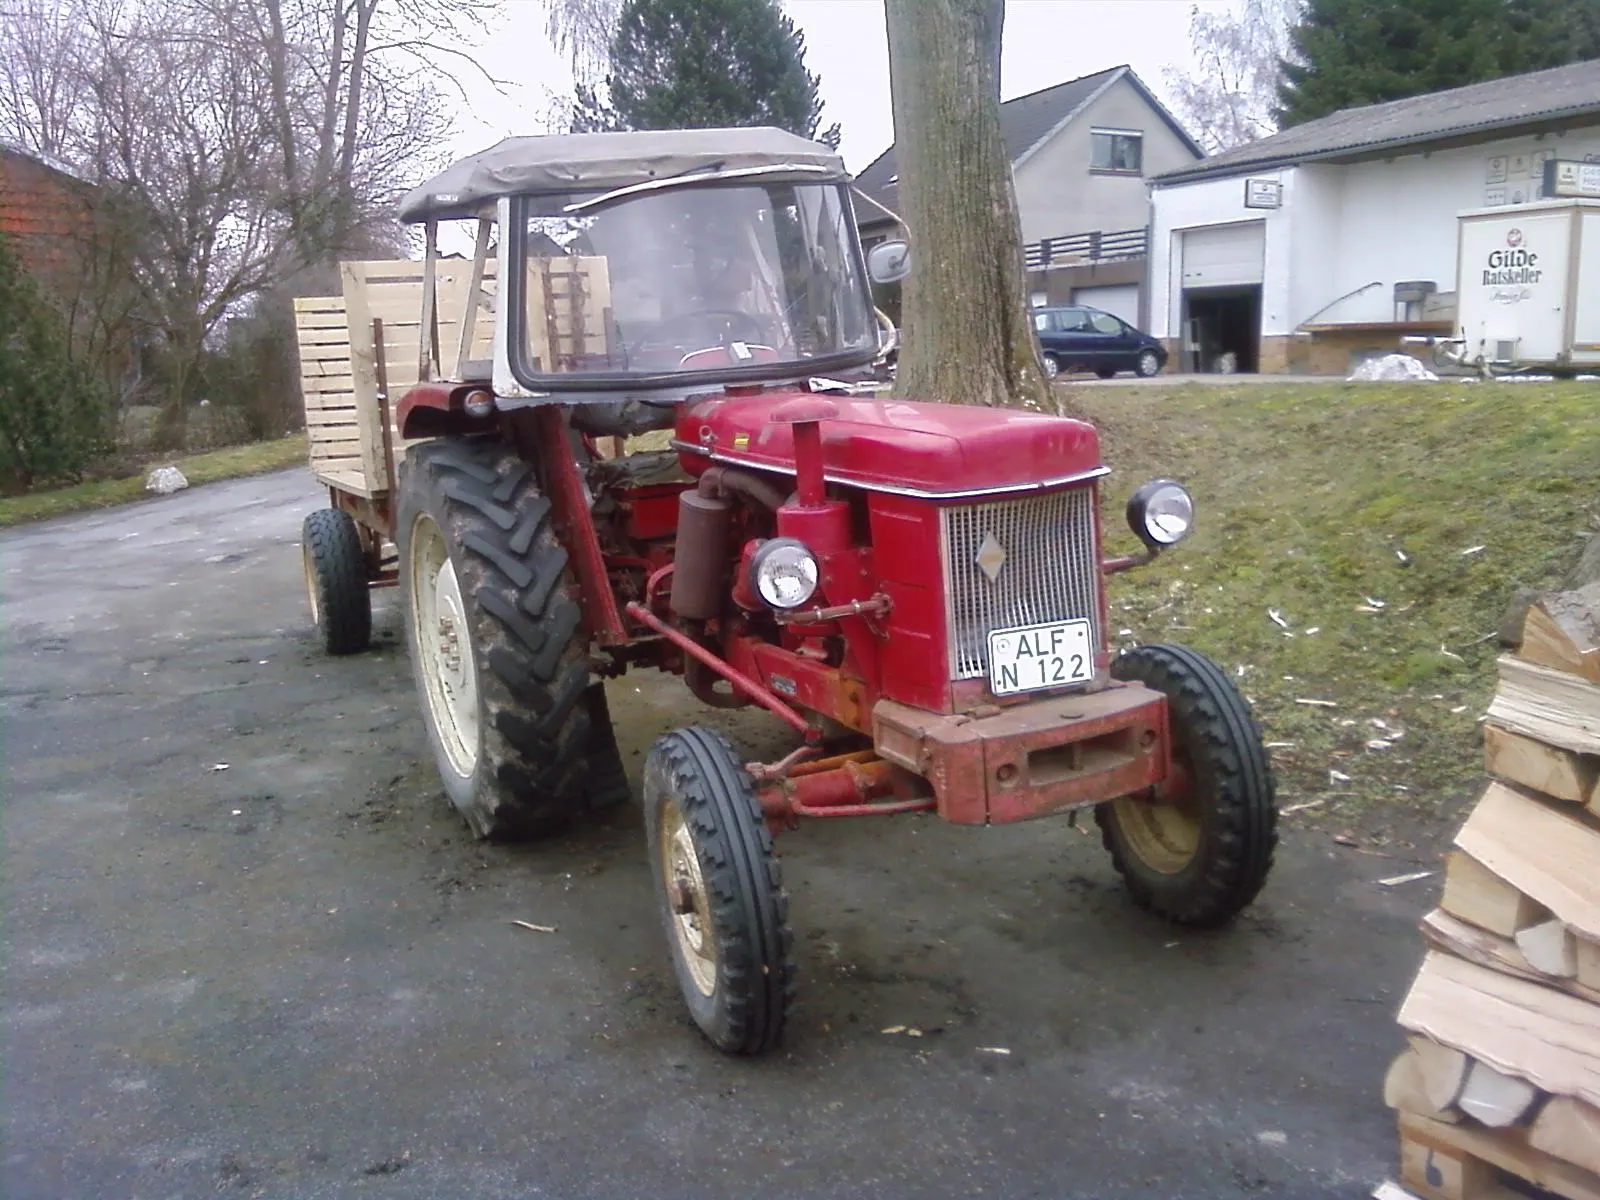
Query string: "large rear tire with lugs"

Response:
xmin=1096 ymin=643 xmax=1277 ymax=927
xmin=644 ymin=726 xmax=794 ymax=1055
xmin=397 ymin=437 xmax=600 ymax=840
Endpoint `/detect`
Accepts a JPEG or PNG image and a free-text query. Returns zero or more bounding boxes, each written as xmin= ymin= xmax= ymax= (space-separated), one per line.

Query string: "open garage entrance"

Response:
xmin=1183 ymin=287 xmax=1262 ymax=373
xmin=1179 ymin=222 xmax=1264 ymax=373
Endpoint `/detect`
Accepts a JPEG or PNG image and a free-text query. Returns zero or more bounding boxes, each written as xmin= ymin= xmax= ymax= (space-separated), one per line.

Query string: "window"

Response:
xmin=1089 ymin=311 xmax=1122 ymax=335
xmin=1055 ymin=307 xmax=1090 ymax=332
xmin=1091 ymin=129 xmax=1142 ymax=174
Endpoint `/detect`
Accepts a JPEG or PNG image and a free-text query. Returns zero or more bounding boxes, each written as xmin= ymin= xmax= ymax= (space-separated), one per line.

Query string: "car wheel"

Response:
xmin=1041 ymin=353 xmax=1060 ymax=379
xmin=1095 ymin=367 xmax=1116 ymax=380
xmin=1137 ymin=349 xmax=1162 ymax=378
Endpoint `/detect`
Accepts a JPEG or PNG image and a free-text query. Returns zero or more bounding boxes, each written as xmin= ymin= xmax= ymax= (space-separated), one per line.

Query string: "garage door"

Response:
xmin=1072 ymin=284 xmax=1140 ymax=327
xmin=1181 ymin=222 xmax=1265 ymax=289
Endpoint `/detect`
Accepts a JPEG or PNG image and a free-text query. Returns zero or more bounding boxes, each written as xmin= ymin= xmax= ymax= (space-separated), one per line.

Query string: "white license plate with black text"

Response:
xmin=987 ymin=620 xmax=1094 ymax=696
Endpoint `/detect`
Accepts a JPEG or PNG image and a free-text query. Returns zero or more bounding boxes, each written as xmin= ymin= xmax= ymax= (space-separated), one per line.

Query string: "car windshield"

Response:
xmin=513 ymin=182 xmax=875 ymax=384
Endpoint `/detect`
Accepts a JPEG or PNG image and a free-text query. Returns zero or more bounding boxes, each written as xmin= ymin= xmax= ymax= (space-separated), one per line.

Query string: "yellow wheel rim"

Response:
xmin=408 ymin=513 xmax=480 ymax=779
xmin=1111 ymin=791 xmax=1201 ymax=876
xmin=659 ymin=797 xmax=717 ymax=997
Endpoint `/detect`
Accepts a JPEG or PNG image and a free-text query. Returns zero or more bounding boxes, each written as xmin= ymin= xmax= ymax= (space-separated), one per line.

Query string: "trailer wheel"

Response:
xmin=397 ymin=438 xmax=595 ymax=840
xmin=644 ymin=727 xmax=794 ymax=1055
xmin=1096 ymin=643 xmax=1277 ymax=927
xmin=301 ymin=507 xmax=371 ymax=655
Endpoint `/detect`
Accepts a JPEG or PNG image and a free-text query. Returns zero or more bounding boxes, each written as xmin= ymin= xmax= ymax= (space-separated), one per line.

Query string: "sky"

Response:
xmin=447 ymin=0 xmax=1233 ymax=175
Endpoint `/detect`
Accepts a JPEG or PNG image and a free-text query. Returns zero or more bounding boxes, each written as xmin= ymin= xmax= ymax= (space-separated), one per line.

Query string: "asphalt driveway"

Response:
xmin=2 ymin=469 xmax=1440 ymax=1199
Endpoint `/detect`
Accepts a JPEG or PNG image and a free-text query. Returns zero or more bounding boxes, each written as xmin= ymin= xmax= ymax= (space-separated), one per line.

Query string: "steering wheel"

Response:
xmin=658 ymin=308 xmax=769 ymax=344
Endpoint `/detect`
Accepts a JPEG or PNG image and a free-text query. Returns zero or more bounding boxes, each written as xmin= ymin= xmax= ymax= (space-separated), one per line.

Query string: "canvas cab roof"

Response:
xmin=397 ymin=126 xmax=849 ymax=223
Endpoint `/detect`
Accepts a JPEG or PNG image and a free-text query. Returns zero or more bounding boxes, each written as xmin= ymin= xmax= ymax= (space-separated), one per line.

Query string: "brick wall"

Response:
xmin=0 ymin=148 xmax=94 ymax=299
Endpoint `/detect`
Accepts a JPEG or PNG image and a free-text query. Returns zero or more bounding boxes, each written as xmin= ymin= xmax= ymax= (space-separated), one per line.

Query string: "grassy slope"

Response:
xmin=0 ymin=436 xmax=306 ymax=527
xmin=1076 ymin=381 xmax=1600 ymax=824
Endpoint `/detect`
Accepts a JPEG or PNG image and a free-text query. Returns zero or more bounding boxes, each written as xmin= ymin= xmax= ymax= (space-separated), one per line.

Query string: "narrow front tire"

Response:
xmin=301 ymin=507 xmax=371 ymax=655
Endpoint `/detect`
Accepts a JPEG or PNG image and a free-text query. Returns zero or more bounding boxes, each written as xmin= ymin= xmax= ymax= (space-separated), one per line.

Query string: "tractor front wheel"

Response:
xmin=1096 ymin=643 xmax=1277 ymax=927
xmin=644 ymin=727 xmax=794 ymax=1055
xmin=397 ymin=438 xmax=600 ymax=840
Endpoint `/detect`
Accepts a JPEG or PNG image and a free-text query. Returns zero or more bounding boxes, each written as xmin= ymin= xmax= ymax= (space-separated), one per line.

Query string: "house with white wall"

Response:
xmin=855 ymin=65 xmax=1201 ymax=327
xmin=1147 ymin=59 xmax=1600 ymax=374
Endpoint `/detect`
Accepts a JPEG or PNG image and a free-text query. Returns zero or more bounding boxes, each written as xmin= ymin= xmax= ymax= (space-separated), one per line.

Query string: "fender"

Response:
xmin=396 ymin=382 xmax=497 ymax=439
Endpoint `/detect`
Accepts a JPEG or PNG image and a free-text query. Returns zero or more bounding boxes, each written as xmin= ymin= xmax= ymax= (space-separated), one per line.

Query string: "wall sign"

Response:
xmin=1243 ymin=178 xmax=1282 ymax=209
xmin=1544 ymin=158 xmax=1600 ymax=199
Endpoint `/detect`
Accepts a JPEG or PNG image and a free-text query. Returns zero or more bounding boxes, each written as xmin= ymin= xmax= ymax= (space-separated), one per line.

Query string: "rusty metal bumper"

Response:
xmin=871 ymin=682 xmax=1169 ymax=825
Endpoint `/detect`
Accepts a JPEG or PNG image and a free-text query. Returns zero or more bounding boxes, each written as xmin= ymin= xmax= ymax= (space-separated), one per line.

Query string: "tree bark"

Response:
xmin=883 ymin=0 xmax=1052 ymax=411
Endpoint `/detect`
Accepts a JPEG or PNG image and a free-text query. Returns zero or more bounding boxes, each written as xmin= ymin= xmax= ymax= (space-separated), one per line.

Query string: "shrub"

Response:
xmin=0 ymin=234 xmax=111 ymax=488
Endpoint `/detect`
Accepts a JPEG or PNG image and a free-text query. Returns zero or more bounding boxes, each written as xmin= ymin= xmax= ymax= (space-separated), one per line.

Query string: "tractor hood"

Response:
xmin=675 ymin=393 xmax=1105 ymax=498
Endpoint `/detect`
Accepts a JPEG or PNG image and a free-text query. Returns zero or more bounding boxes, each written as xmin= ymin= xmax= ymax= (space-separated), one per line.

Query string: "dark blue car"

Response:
xmin=1033 ymin=305 xmax=1166 ymax=380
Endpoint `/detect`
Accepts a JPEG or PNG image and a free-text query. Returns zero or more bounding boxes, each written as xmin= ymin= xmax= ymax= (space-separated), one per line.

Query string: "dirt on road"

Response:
xmin=2 ymin=471 xmax=1451 ymax=1199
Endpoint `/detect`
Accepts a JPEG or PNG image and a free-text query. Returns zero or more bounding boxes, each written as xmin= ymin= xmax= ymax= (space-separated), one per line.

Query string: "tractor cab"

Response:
xmin=395 ymin=127 xmax=893 ymax=425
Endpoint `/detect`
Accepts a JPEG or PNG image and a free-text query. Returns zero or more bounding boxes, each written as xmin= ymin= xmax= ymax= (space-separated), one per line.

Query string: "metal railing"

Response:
xmin=1024 ymin=226 xmax=1148 ymax=270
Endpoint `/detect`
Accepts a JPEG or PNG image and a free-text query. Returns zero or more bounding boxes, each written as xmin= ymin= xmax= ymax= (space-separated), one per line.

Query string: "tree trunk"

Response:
xmin=883 ymin=0 xmax=1052 ymax=411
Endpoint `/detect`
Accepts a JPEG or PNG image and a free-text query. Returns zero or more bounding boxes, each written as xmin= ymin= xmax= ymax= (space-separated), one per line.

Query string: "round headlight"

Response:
xmin=749 ymin=538 xmax=819 ymax=609
xmin=1126 ymin=479 xmax=1194 ymax=547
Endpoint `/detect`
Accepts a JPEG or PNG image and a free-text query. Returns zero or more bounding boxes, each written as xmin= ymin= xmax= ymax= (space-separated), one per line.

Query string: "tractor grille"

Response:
xmin=940 ymin=486 xmax=1101 ymax=681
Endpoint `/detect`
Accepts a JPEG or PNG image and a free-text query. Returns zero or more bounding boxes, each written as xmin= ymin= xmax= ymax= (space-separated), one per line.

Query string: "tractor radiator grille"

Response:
xmin=940 ymin=486 xmax=1101 ymax=682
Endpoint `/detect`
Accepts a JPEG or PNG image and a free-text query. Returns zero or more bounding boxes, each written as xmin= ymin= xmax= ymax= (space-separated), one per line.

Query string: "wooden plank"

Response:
xmin=1483 ymin=724 xmax=1598 ymax=806
xmin=293 ymin=296 xmax=346 ymax=314
xmin=300 ymin=377 xmax=357 ymax=395
xmin=1440 ymin=849 xmax=1548 ymax=939
xmin=297 ymin=343 xmax=359 ymax=364
xmin=1420 ymin=909 xmax=1600 ymax=1003
xmin=1530 ymin=1097 xmax=1600 ymax=1177
xmin=1397 ymin=951 xmax=1600 ymax=1108
xmin=304 ymin=409 xmax=361 ymax=428
xmin=310 ymin=466 xmax=380 ymax=498
xmin=1486 ymin=655 xmax=1600 ymax=755
xmin=1399 ymin=1122 xmax=1499 ymax=1200
xmin=1520 ymin=584 xmax=1600 ymax=683
xmin=1455 ymin=782 xmax=1600 ymax=942
xmin=1399 ymin=1113 xmax=1600 ymax=1200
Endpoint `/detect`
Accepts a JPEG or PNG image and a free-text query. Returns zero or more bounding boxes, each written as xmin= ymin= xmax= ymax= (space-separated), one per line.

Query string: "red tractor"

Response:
xmin=296 ymin=128 xmax=1277 ymax=1056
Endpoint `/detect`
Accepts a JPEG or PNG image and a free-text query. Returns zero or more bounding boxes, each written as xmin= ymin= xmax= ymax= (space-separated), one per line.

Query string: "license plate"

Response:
xmin=987 ymin=619 xmax=1094 ymax=696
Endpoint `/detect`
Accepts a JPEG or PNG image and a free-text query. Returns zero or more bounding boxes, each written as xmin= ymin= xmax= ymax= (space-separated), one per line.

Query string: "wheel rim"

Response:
xmin=302 ymin=540 xmax=321 ymax=627
xmin=1112 ymin=759 xmax=1200 ymax=875
xmin=659 ymin=796 xmax=717 ymax=997
xmin=408 ymin=513 xmax=480 ymax=778
xmin=1140 ymin=352 xmax=1159 ymax=376
xmin=1043 ymin=355 xmax=1059 ymax=379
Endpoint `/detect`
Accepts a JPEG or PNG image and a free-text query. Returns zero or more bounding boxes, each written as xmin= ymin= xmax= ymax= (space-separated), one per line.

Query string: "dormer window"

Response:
xmin=1090 ymin=129 xmax=1142 ymax=175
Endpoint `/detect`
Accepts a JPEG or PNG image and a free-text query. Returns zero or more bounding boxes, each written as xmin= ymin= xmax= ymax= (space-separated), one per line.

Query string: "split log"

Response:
xmin=1580 ymin=936 xmax=1600 ymax=991
xmin=1420 ymin=910 xmax=1600 ymax=1004
xmin=1457 ymin=1059 xmax=1541 ymax=1128
xmin=1518 ymin=583 xmax=1600 ymax=684
xmin=1515 ymin=920 xmax=1578 ymax=978
xmin=1454 ymin=783 xmax=1600 ymax=943
xmin=1410 ymin=1035 xmax=1471 ymax=1112
xmin=1385 ymin=1046 xmax=1464 ymax=1122
xmin=1400 ymin=1112 xmax=1600 ymax=1200
xmin=1440 ymin=849 xmax=1549 ymax=939
xmin=1485 ymin=656 xmax=1600 ymax=756
xmin=1482 ymin=724 xmax=1598 ymax=808
xmin=1530 ymin=1096 xmax=1600 ymax=1177
xmin=1397 ymin=952 xmax=1600 ymax=1109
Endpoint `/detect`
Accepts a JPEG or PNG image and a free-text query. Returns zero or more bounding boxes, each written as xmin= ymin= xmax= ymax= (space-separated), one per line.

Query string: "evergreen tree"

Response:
xmin=1278 ymin=0 xmax=1598 ymax=127
xmin=579 ymin=0 xmax=840 ymax=146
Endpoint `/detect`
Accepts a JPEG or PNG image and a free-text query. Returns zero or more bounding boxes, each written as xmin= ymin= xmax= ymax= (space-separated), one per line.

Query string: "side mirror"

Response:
xmin=866 ymin=240 xmax=911 ymax=284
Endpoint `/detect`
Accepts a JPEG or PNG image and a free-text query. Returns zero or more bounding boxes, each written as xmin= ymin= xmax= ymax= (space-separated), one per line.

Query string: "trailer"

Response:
xmin=1451 ymin=198 xmax=1600 ymax=373
xmin=291 ymin=127 xmax=1277 ymax=1056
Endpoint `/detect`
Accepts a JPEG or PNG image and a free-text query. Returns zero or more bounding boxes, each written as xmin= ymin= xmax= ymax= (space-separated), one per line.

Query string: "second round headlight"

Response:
xmin=749 ymin=538 xmax=819 ymax=609
xmin=1126 ymin=479 xmax=1195 ymax=547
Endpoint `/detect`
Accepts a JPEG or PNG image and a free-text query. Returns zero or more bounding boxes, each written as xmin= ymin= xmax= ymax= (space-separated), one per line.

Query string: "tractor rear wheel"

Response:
xmin=397 ymin=437 xmax=600 ymax=840
xmin=1096 ymin=643 xmax=1277 ymax=927
xmin=302 ymin=507 xmax=371 ymax=655
xmin=644 ymin=727 xmax=794 ymax=1055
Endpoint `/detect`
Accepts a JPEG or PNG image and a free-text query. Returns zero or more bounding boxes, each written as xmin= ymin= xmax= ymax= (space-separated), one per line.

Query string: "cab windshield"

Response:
xmin=511 ymin=182 xmax=876 ymax=387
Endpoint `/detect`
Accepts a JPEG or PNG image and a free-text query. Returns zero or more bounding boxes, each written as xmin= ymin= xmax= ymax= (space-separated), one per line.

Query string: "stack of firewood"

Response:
xmin=1381 ymin=584 xmax=1600 ymax=1200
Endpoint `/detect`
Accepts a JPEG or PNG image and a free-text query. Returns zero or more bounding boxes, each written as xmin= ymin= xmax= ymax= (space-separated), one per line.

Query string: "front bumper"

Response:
xmin=871 ymin=681 xmax=1168 ymax=825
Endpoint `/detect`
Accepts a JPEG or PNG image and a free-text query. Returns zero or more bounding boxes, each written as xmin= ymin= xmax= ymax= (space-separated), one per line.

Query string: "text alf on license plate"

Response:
xmin=987 ymin=619 xmax=1094 ymax=696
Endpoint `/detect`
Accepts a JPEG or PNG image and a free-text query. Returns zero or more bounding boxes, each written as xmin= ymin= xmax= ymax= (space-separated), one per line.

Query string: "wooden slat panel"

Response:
xmin=305 ymin=408 xmax=360 ymax=427
xmin=310 ymin=466 xmax=380 ymax=497
xmin=301 ymin=376 xmax=356 ymax=395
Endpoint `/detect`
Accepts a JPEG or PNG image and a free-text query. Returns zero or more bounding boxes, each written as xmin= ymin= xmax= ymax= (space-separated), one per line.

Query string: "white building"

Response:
xmin=1147 ymin=59 xmax=1600 ymax=374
